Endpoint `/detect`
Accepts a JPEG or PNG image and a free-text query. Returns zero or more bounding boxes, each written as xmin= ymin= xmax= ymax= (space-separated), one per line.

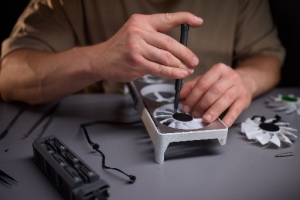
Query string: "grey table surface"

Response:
xmin=0 ymin=87 xmax=299 ymax=200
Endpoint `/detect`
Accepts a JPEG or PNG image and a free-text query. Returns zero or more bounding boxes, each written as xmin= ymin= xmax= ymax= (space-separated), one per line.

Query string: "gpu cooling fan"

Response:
xmin=128 ymin=75 xmax=228 ymax=164
xmin=241 ymin=115 xmax=297 ymax=147
xmin=266 ymin=94 xmax=300 ymax=115
xmin=153 ymin=104 xmax=206 ymax=130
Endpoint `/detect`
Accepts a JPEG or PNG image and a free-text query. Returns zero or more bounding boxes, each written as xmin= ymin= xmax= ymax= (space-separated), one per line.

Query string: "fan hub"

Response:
xmin=172 ymin=113 xmax=193 ymax=122
xmin=259 ymin=123 xmax=280 ymax=132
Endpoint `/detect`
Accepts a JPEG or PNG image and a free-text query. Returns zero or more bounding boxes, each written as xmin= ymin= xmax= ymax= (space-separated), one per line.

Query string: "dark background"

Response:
xmin=1 ymin=0 xmax=299 ymax=87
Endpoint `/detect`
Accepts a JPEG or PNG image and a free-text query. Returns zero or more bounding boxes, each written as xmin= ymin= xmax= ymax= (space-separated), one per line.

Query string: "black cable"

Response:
xmin=0 ymin=108 xmax=25 ymax=140
xmin=80 ymin=120 xmax=142 ymax=184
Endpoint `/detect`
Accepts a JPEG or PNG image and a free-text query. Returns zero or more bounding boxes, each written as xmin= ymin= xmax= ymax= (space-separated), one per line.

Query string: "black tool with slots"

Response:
xmin=32 ymin=135 xmax=109 ymax=200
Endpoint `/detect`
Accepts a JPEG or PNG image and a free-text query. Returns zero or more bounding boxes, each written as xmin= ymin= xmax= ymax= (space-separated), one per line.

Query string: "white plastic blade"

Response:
xmin=255 ymin=133 xmax=271 ymax=145
xmin=270 ymin=134 xmax=281 ymax=147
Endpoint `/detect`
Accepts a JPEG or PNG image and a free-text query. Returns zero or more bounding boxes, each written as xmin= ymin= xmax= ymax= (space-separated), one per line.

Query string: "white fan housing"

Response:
xmin=266 ymin=94 xmax=300 ymax=115
xmin=241 ymin=116 xmax=297 ymax=147
xmin=153 ymin=104 xmax=206 ymax=130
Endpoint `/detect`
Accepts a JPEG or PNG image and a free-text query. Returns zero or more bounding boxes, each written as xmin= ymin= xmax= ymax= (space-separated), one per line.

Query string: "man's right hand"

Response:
xmin=92 ymin=12 xmax=203 ymax=82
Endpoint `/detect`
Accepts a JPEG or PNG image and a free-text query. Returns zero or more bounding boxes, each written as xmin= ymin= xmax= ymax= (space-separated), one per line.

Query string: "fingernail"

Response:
xmin=192 ymin=56 xmax=199 ymax=66
xmin=187 ymin=68 xmax=194 ymax=74
xmin=203 ymin=114 xmax=212 ymax=122
xmin=196 ymin=16 xmax=203 ymax=24
xmin=182 ymin=105 xmax=190 ymax=113
xmin=192 ymin=111 xmax=201 ymax=118
xmin=179 ymin=69 xmax=189 ymax=77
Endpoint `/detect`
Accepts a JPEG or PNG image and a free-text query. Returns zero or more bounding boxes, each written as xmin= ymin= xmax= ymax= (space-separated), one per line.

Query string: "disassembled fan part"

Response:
xmin=140 ymin=84 xmax=175 ymax=103
xmin=266 ymin=94 xmax=300 ymax=115
xmin=241 ymin=115 xmax=297 ymax=147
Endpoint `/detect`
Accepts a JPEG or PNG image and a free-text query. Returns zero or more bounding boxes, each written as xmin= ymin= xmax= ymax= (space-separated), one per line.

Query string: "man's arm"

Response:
xmin=0 ymin=47 xmax=101 ymax=104
xmin=180 ymin=54 xmax=282 ymax=127
xmin=235 ymin=55 xmax=282 ymax=98
xmin=0 ymin=12 xmax=203 ymax=104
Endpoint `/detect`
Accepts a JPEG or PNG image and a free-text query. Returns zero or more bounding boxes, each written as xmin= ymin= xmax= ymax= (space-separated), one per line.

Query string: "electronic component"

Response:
xmin=32 ymin=135 xmax=109 ymax=200
xmin=128 ymin=75 xmax=228 ymax=164
xmin=241 ymin=115 xmax=297 ymax=147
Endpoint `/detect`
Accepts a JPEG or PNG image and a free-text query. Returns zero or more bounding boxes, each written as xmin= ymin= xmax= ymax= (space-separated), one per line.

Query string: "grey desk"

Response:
xmin=1 ymin=87 xmax=299 ymax=200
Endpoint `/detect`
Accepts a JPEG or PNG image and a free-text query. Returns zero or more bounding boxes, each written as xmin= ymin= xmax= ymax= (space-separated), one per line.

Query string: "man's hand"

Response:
xmin=0 ymin=12 xmax=203 ymax=104
xmin=180 ymin=63 xmax=253 ymax=127
xmin=93 ymin=12 xmax=203 ymax=82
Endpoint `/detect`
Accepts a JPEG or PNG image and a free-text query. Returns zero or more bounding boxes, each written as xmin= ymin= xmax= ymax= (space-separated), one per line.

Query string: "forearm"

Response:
xmin=235 ymin=55 xmax=282 ymax=98
xmin=0 ymin=47 xmax=101 ymax=104
xmin=0 ymin=13 xmax=203 ymax=104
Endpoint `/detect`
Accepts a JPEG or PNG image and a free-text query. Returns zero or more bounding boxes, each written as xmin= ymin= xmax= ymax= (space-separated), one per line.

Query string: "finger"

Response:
xmin=200 ymin=86 xmax=239 ymax=123
xmin=192 ymin=72 xmax=237 ymax=115
xmin=182 ymin=64 xmax=226 ymax=113
xmin=141 ymin=38 xmax=194 ymax=73
xmin=136 ymin=55 xmax=192 ymax=79
xmin=144 ymin=32 xmax=199 ymax=69
xmin=147 ymin=12 xmax=203 ymax=32
xmin=180 ymin=78 xmax=199 ymax=100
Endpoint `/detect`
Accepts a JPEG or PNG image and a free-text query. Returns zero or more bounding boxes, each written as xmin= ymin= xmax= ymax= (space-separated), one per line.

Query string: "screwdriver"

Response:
xmin=174 ymin=24 xmax=189 ymax=110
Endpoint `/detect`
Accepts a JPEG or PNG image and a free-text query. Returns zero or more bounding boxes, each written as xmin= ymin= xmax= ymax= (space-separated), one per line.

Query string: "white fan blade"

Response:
xmin=159 ymin=117 xmax=173 ymax=124
xmin=176 ymin=122 xmax=189 ymax=130
xmin=265 ymin=117 xmax=277 ymax=123
xmin=245 ymin=118 xmax=259 ymax=126
xmin=283 ymin=106 xmax=297 ymax=114
xmin=281 ymin=129 xmax=297 ymax=138
xmin=193 ymin=118 xmax=202 ymax=122
xmin=156 ymin=115 xmax=172 ymax=118
xmin=278 ymin=132 xmax=292 ymax=144
xmin=153 ymin=91 xmax=174 ymax=103
xmin=272 ymin=104 xmax=289 ymax=111
xmin=270 ymin=95 xmax=282 ymax=102
xmin=153 ymin=91 xmax=165 ymax=102
xmin=156 ymin=110 xmax=173 ymax=115
xmin=267 ymin=102 xmax=284 ymax=107
xmin=270 ymin=134 xmax=281 ymax=147
xmin=168 ymin=121 xmax=176 ymax=128
xmin=241 ymin=122 xmax=258 ymax=133
xmin=185 ymin=122 xmax=201 ymax=129
xmin=254 ymin=133 xmax=271 ymax=145
xmin=245 ymin=130 xmax=263 ymax=140
xmin=280 ymin=126 xmax=297 ymax=132
xmin=275 ymin=122 xmax=290 ymax=126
